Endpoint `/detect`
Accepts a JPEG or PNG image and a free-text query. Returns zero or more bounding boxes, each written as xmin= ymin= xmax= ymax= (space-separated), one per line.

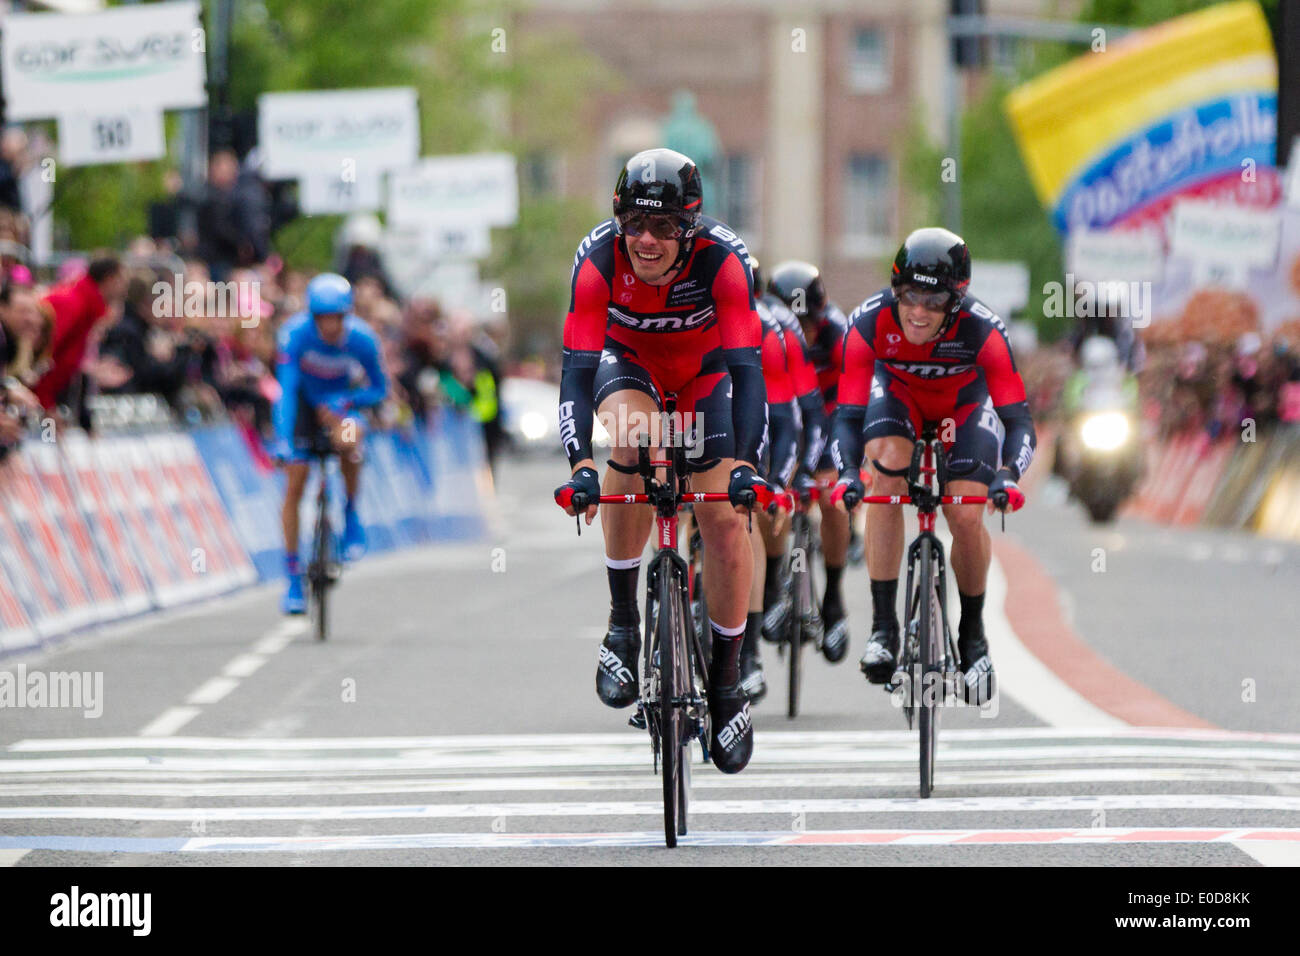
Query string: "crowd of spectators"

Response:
xmin=0 ymin=134 xmax=507 ymax=470
xmin=1021 ymin=329 xmax=1300 ymax=442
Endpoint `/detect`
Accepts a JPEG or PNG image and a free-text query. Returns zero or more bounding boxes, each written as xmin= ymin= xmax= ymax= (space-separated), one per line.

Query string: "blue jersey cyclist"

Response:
xmin=272 ymin=273 xmax=388 ymax=615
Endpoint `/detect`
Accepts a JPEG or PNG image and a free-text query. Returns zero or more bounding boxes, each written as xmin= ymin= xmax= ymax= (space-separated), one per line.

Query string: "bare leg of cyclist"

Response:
xmin=593 ymin=389 xmax=658 ymax=709
xmin=739 ymin=515 xmax=768 ymax=701
xmin=693 ymin=457 xmax=756 ymax=771
xmin=943 ymin=479 xmax=996 ymax=701
xmin=759 ymin=502 xmax=790 ymax=641
xmin=861 ymin=436 xmax=912 ymax=680
xmin=816 ymin=466 xmax=851 ymax=661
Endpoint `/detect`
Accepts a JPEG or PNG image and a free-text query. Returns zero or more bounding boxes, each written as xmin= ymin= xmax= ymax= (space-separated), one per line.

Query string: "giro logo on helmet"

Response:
xmin=912 ymin=274 xmax=939 ymax=285
xmin=635 ymin=198 xmax=663 ymax=207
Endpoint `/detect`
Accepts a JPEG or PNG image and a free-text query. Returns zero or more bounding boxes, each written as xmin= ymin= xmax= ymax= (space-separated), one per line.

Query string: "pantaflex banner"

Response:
xmin=1005 ymin=1 xmax=1279 ymax=238
xmin=386 ymin=153 xmax=518 ymax=229
xmin=257 ymin=87 xmax=420 ymax=180
xmin=0 ymin=1 xmax=207 ymax=120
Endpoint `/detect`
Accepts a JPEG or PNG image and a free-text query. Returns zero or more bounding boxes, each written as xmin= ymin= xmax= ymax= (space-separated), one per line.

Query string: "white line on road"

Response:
xmin=1236 ymin=841 xmax=1300 ymax=866
xmin=0 ymin=849 xmax=31 ymax=866
xmin=2 ymin=793 xmax=1298 ymax=822
xmin=136 ymin=707 xmax=203 ymax=738
xmin=983 ymin=550 xmax=1125 ymax=728
xmin=6 ymin=743 xmax=1300 ymax=775
xmin=135 ymin=619 xmax=306 ymax=737
xmin=186 ymin=677 xmax=241 ymax=706
xmin=18 ymin=726 xmax=1298 ymax=752
xmin=1 ymin=766 xmax=1296 ymax=798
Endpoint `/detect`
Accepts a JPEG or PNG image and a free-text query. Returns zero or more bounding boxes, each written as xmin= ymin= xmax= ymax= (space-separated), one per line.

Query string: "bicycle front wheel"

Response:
xmin=311 ymin=506 xmax=331 ymax=642
xmin=917 ymin=537 xmax=939 ymax=798
xmin=658 ymin=561 xmax=685 ymax=847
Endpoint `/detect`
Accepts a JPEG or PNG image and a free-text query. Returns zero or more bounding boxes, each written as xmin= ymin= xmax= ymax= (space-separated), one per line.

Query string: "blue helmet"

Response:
xmin=307 ymin=273 xmax=353 ymax=316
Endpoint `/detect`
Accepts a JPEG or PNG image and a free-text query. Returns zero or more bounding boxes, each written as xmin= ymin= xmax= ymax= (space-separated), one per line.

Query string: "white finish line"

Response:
xmin=2 ymin=793 xmax=1298 ymax=822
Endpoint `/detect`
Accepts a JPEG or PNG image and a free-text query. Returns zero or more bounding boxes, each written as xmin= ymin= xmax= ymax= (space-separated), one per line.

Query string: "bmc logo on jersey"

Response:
xmin=635 ymin=198 xmax=663 ymax=207
xmin=891 ymin=361 xmax=974 ymax=379
xmin=609 ymin=305 xmax=714 ymax=332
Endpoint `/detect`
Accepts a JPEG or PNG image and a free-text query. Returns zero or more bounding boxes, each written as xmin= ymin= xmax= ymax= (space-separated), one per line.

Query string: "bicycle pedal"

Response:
xmin=628 ymin=711 xmax=647 ymax=730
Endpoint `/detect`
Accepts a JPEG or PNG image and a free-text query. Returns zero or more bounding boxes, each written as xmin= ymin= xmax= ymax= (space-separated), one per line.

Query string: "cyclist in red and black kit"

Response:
xmin=736 ymin=257 xmax=827 ymax=701
xmin=554 ymin=148 xmax=771 ymax=773
xmin=829 ymin=228 xmax=1036 ymax=704
xmin=766 ymin=261 xmax=853 ymax=663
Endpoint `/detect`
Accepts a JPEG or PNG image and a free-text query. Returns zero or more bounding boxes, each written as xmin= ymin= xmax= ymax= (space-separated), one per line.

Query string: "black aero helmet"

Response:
xmin=767 ymin=260 xmax=827 ymax=320
xmin=612 ymin=147 xmax=703 ymax=237
xmin=891 ymin=227 xmax=971 ymax=333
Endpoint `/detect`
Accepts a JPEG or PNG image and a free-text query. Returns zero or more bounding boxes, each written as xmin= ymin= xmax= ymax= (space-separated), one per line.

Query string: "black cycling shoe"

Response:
xmin=821 ymin=598 xmax=850 ymax=663
xmin=739 ymin=647 xmax=767 ymax=703
xmin=596 ymin=621 xmax=640 ymax=709
xmin=708 ymin=677 xmax=754 ymax=774
xmin=958 ymin=626 xmax=997 ymax=705
xmin=761 ymin=591 xmax=791 ymax=644
xmin=860 ymin=625 xmax=899 ymax=684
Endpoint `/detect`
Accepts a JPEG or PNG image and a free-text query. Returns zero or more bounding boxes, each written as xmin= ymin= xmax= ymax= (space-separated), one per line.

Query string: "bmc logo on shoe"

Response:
xmin=598 ymin=645 xmax=632 ymax=684
xmin=717 ymin=704 xmax=751 ymax=750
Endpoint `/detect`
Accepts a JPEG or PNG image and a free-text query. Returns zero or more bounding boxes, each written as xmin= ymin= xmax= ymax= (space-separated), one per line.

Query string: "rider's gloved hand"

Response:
xmin=830 ymin=472 xmax=865 ymax=512
xmin=765 ymin=480 xmax=789 ymax=516
xmin=728 ymin=464 xmax=773 ymax=513
xmin=555 ymin=466 xmax=601 ymax=523
xmin=793 ymin=469 xmax=819 ymax=500
xmin=988 ymin=467 xmax=1026 ymax=513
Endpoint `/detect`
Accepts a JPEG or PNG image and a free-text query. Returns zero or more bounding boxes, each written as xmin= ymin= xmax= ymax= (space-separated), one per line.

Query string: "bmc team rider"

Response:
xmin=554 ymin=148 xmax=771 ymax=774
xmin=765 ymin=261 xmax=853 ymax=663
xmin=273 ymin=273 xmax=389 ymax=615
xmin=829 ymin=228 xmax=1035 ymax=703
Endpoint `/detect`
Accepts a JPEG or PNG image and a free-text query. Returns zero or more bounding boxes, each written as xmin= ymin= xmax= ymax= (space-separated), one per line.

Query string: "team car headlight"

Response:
xmin=519 ymin=411 xmax=549 ymax=442
xmin=1079 ymin=411 xmax=1131 ymax=452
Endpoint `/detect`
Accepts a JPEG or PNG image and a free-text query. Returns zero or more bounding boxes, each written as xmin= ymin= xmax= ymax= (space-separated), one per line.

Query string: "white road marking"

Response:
xmin=223 ymin=654 xmax=267 ymax=679
xmin=1236 ymin=841 xmax=1300 ymax=866
xmin=982 ymin=554 xmax=1127 ymax=728
xmin=186 ymin=677 xmax=240 ymax=706
xmin=136 ymin=706 xmax=202 ymax=738
xmin=2 ymin=793 xmax=1298 ymax=822
xmin=0 ymin=849 xmax=31 ymax=866
xmin=1 ymin=766 xmax=1296 ymax=798
xmin=135 ymin=619 xmax=305 ymax=736
xmin=5 ymin=743 xmax=1300 ymax=775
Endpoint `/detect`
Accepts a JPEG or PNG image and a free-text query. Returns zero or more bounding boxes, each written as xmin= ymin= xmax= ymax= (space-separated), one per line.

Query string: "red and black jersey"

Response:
xmin=794 ymin=301 xmax=848 ymax=414
xmin=834 ymin=287 xmax=1036 ymax=480
xmin=558 ymin=216 xmax=765 ymax=467
xmin=759 ymin=299 xmax=794 ymax=404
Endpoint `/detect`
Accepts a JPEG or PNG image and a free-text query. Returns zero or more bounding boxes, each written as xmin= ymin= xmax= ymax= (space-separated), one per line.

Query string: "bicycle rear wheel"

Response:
xmin=918 ymin=537 xmax=939 ymax=798
xmin=311 ymin=496 xmax=331 ymax=643
xmin=786 ymin=518 xmax=807 ymax=718
xmin=658 ymin=561 xmax=684 ymax=847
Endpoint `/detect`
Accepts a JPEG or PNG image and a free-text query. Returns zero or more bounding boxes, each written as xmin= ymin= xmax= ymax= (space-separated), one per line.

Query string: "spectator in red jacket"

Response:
xmin=33 ymin=255 xmax=127 ymax=411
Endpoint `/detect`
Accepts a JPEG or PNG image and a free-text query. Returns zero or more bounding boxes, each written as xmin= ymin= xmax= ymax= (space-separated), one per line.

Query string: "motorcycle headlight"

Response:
xmin=1079 ymin=411 xmax=1131 ymax=451
xmin=519 ymin=411 xmax=549 ymax=442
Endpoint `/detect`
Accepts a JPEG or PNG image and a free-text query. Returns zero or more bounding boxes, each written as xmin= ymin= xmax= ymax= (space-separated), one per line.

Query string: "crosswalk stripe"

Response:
xmin=3 ymin=743 xmax=1299 ymax=775
xmin=13 ymin=727 xmax=1300 ymax=751
xmin=3 ymin=828 xmax=1296 ymax=854
xmin=0 ymin=766 xmax=1295 ymax=798
xmin=1 ymin=794 xmax=1298 ymax=822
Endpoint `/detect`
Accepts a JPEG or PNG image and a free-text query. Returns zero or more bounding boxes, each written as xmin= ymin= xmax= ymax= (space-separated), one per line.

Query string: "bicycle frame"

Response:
xmin=863 ymin=429 xmax=989 ymax=798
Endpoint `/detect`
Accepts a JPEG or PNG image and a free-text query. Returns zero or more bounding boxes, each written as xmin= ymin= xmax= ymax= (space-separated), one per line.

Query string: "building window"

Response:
xmin=847 ymin=27 xmax=890 ymax=93
xmin=843 ymin=154 xmax=892 ymax=251
xmin=717 ymin=153 xmax=760 ymax=243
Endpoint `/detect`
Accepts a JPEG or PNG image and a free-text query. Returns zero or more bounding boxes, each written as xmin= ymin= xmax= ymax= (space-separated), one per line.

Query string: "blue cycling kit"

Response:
xmin=272 ymin=312 xmax=388 ymax=460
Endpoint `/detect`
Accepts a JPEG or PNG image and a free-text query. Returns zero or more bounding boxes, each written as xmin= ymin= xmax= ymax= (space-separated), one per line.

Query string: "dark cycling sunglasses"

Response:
xmin=618 ymin=212 xmax=686 ymax=240
xmin=898 ymin=286 xmax=951 ymax=310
